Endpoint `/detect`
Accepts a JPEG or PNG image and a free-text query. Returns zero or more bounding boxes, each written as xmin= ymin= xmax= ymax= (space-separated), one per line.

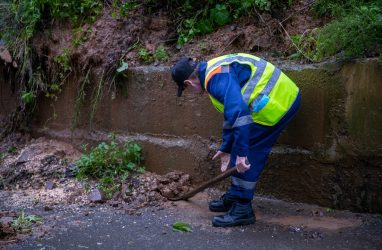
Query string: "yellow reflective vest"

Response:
xmin=204 ymin=53 xmax=299 ymax=126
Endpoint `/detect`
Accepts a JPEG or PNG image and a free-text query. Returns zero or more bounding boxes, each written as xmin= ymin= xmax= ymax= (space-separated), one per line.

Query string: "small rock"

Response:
xmin=160 ymin=187 xmax=174 ymax=198
xmin=16 ymin=146 xmax=40 ymax=164
xmin=64 ymin=163 xmax=77 ymax=178
xmin=230 ymin=24 xmax=237 ymax=31
xmin=44 ymin=206 xmax=53 ymax=211
xmin=46 ymin=180 xmax=56 ymax=190
xmin=88 ymin=188 xmax=105 ymax=203
xmin=0 ymin=44 xmax=13 ymax=63
xmin=289 ymin=226 xmax=302 ymax=233
xmin=0 ymin=216 xmax=14 ymax=225
xmin=109 ymin=201 xmax=119 ymax=207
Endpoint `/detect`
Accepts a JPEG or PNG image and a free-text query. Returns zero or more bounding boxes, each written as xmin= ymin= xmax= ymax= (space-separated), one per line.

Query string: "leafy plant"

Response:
xmin=311 ymin=0 xmax=382 ymax=61
xmin=75 ymin=133 xmax=144 ymax=197
xmin=12 ymin=212 xmax=43 ymax=232
xmin=120 ymin=1 xmax=139 ymax=17
xmin=72 ymin=27 xmax=92 ymax=47
xmin=7 ymin=146 xmax=17 ymax=154
xmin=111 ymin=0 xmax=139 ymax=18
xmin=177 ymin=18 xmax=199 ymax=46
xmin=210 ymin=4 xmax=231 ymax=27
xmin=289 ymin=28 xmax=320 ymax=61
xmin=174 ymin=0 xmax=276 ymax=46
xmin=153 ymin=45 xmax=169 ymax=62
xmin=138 ymin=47 xmax=151 ymax=62
xmin=21 ymin=91 xmax=35 ymax=104
xmin=228 ymin=0 xmax=273 ymax=18
xmin=54 ymin=48 xmax=72 ymax=73
xmin=172 ymin=221 xmax=193 ymax=233
xmin=98 ymin=176 xmax=121 ymax=199
xmin=117 ymin=61 xmax=129 ymax=73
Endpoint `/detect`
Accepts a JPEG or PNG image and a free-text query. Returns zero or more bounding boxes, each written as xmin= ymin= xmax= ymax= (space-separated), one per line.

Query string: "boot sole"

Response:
xmin=212 ymin=217 xmax=255 ymax=227
xmin=208 ymin=206 xmax=230 ymax=213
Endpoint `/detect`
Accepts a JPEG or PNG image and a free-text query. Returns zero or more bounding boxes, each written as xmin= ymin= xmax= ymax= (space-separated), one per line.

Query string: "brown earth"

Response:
xmin=0 ymin=134 xmax=192 ymax=205
xmin=30 ymin=0 xmax=324 ymax=81
xmin=0 ymin=133 xmax=194 ymax=244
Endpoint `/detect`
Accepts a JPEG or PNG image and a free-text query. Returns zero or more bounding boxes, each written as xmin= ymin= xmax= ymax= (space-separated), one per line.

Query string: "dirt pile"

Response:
xmin=0 ymin=137 xmax=81 ymax=190
xmin=0 ymin=210 xmax=17 ymax=243
xmin=118 ymin=171 xmax=191 ymax=212
xmin=0 ymin=135 xmax=192 ymax=212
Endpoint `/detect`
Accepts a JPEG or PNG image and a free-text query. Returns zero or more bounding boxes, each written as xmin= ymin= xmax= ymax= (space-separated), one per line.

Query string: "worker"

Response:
xmin=171 ymin=53 xmax=301 ymax=227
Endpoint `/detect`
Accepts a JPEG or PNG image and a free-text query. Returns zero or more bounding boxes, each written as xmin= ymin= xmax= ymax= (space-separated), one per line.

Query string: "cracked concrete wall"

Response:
xmin=1 ymin=59 xmax=381 ymax=212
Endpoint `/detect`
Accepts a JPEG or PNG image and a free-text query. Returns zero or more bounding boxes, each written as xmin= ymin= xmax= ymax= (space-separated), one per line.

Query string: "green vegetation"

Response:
xmin=89 ymin=74 xmax=104 ymax=129
xmin=72 ymin=27 xmax=92 ymax=47
xmin=54 ymin=48 xmax=72 ymax=73
xmin=137 ymin=44 xmax=169 ymax=63
xmin=12 ymin=212 xmax=43 ymax=232
xmin=138 ymin=47 xmax=151 ymax=62
xmin=0 ymin=0 xmax=104 ymax=135
xmin=75 ymin=134 xmax=144 ymax=199
xmin=172 ymin=221 xmax=193 ymax=233
xmin=0 ymin=146 xmax=17 ymax=162
xmin=116 ymin=61 xmax=129 ymax=73
xmin=153 ymin=44 xmax=169 ymax=62
xmin=111 ymin=0 xmax=140 ymax=18
xmin=71 ymin=67 xmax=91 ymax=130
xmin=292 ymin=0 xmax=382 ymax=61
xmin=169 ymin=0 xmax=289 ymax=46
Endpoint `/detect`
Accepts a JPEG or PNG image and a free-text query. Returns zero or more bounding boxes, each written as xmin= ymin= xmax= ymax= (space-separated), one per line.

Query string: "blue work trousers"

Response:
xmin=228 ymin=92 xmax=301 ymax=200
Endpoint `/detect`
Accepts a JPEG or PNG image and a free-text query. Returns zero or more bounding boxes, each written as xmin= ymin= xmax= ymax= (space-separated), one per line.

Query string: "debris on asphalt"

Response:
xmin=172 ymin=221 xmax=193 ymax=233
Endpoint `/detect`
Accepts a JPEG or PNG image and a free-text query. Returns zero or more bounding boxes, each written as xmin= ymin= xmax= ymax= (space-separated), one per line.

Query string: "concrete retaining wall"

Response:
xmin=1 ymin=59 xmax=381 ymax=212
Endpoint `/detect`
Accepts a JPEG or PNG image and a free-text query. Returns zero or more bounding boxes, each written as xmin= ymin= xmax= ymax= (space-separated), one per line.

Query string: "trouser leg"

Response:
xmin=228 ymin=93 xmax=301 ymax=200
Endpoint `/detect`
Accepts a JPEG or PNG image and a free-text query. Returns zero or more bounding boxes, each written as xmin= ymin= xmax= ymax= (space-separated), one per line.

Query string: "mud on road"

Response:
xmin=1 ymin=135 xmax=382 ymax=249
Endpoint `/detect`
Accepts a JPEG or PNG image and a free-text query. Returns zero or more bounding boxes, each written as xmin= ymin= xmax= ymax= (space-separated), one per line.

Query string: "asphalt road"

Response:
xmin=4 ymin=194 xmax=382 ymax=250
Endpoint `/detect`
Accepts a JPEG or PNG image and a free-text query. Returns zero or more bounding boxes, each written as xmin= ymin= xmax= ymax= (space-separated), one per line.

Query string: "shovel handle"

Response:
xmin=168 ymin=166 xmax=238 ymax=201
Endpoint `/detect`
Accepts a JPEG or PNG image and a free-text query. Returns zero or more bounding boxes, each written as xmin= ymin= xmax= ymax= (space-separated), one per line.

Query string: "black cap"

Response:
xmin=171 ymin=57 xmax=197 ymax=97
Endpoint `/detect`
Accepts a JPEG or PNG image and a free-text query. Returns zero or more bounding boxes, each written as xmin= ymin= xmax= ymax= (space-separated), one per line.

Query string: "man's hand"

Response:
xmin=212 ymin=151 xmax=230 ymax=172
xmin=236 ymin=156 xmax=250 ymax=173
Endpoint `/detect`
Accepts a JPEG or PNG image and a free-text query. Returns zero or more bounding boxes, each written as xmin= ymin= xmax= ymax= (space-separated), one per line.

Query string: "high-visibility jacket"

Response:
xmin=204 ymin=53 xmax=299 ymax=126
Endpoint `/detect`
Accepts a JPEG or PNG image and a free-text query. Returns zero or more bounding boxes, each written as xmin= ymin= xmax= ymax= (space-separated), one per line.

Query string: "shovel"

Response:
xmin=168 ymin=166 xmax=237 ymax=201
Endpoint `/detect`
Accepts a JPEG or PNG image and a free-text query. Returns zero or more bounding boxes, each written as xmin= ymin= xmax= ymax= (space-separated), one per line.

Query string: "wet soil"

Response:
xmin=0 ymin=134 xmax=193 ymax=245
xmin=1 ymin=135 xmax=381 ymax=249
xmin=29 ymin=0 xmax=324 ymax=81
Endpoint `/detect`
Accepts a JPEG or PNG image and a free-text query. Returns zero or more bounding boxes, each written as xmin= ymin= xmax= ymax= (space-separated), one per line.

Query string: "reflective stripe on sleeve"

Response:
xmin=223 ymin=115 xmax=253 ymax=129
xmin=231 ymin=176 xmax=257 ymax=190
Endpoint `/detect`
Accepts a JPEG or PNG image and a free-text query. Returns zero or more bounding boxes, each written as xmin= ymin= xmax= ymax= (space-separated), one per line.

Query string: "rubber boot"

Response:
xmin=212 ymin=201 xmax=255 ymax=227
xmin=208 ymin=193 xmax=239 ymax=212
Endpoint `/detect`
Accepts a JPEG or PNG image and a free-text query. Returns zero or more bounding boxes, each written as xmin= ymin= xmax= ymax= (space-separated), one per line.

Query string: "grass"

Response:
xmin=71 ymin=67 xmax=91 ymax=131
